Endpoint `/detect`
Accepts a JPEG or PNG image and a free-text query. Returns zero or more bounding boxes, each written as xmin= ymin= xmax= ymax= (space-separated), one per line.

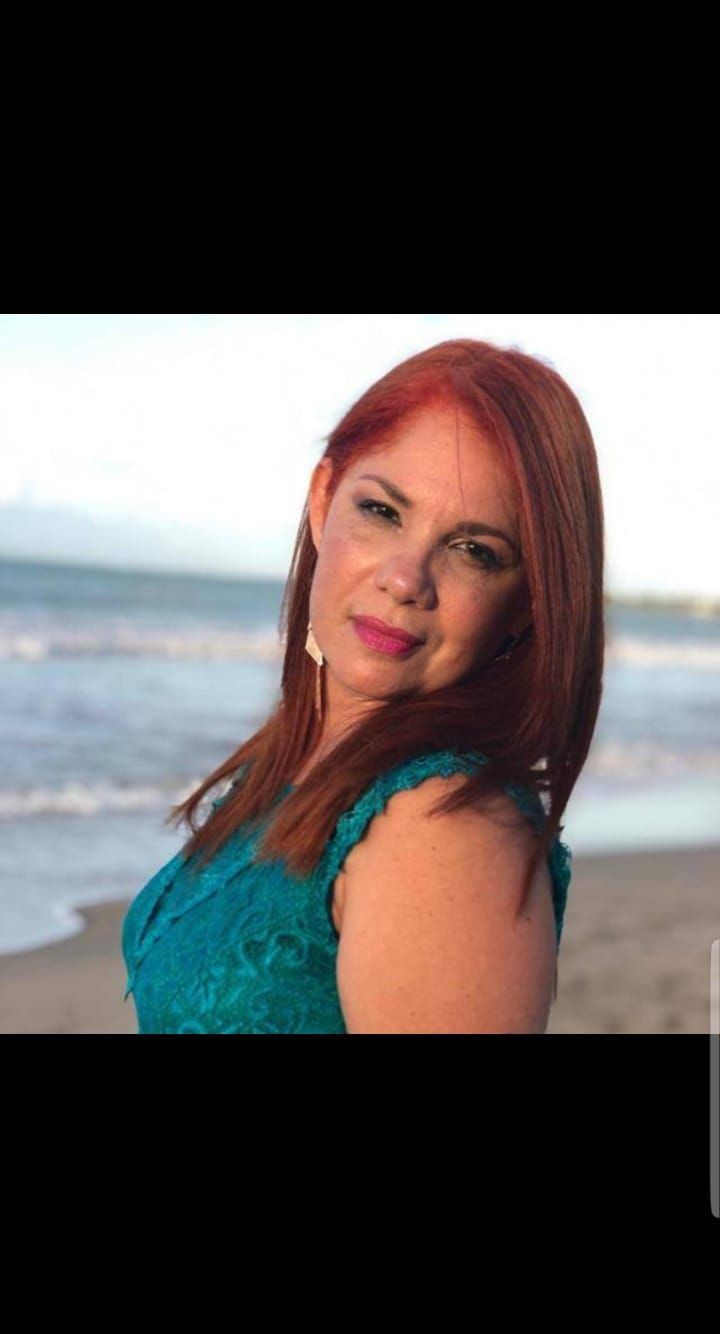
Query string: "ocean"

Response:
xmin=1 ymin=555 xmax=719 ymax=955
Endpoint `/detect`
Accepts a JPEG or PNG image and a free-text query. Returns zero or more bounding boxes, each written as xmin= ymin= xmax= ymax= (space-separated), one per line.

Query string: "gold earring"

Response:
xmin=305 ymin=621 xmax=324 ymax=720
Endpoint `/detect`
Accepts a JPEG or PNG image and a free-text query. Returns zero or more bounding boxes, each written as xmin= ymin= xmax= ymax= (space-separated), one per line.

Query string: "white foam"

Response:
xmin=584 ymin=740 xmax=720 ymax=781
xmin=606 ymin=634 xmax=720 ymax=670
xmin=0 ymin=624 xmax=285 ymax=661
xmin=0 ymin=779 xmax=216 ymax=820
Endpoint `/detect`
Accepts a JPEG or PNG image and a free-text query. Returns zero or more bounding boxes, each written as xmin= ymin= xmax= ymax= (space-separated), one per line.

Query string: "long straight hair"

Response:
xmin=166 ymin=338 xmax=605 ymax=912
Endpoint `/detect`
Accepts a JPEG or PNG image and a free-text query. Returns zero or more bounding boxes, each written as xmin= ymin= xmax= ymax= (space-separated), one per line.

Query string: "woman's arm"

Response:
xmin=335 ymin=774 xmax=558 ymax=1034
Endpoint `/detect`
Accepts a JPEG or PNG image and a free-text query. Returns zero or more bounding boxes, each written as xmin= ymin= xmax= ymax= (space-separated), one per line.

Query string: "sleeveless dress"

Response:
xmin=121 ymin=748 xmax=572 ymax=1034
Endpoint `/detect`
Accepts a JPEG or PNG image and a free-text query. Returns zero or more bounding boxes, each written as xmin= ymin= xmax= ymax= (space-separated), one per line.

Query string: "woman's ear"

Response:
xmin=505 ymin=581 xmax=533 ymax=641
xmin=308 ymin=457 xmax=334 ymax=554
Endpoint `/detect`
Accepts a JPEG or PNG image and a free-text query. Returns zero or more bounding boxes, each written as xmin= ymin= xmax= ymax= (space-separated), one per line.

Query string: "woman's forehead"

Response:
xmin=365 ymin=401 xmax=505 ymax=470
xmin=347 ymin=405 xmax=519 ymax=523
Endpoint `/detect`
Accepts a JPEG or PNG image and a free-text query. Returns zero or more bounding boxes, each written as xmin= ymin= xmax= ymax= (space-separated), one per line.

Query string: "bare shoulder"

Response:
xmin=335 ymin=771 xmax=557 ymax=1034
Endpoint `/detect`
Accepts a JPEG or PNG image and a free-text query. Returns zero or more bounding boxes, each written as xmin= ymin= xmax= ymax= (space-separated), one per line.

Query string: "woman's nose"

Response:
xmin=375 ymin=556 xmax=436 ymax=607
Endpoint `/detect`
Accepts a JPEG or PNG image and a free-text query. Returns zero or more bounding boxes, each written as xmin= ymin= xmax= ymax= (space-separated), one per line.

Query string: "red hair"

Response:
xmin=167 ymin=337 xmax=605 ymax=912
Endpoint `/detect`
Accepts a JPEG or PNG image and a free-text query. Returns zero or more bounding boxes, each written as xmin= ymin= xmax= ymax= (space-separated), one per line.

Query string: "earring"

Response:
xmin=305 ymin=621 xmax=324 ymax=720
xmin=494 ymin=623 xmax=534 ymax=661
xmin=493 ymin=633 xmax=520 ymax=661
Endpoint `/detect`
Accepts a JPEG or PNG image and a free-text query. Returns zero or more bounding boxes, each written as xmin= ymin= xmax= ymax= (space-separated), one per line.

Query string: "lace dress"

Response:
xmin=121 ymin=748 xmax=572 ymax=1034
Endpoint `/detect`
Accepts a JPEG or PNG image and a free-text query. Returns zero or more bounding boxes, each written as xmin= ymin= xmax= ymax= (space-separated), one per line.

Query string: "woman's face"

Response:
xmin=307 ymin=400 xmax=531 ymax=739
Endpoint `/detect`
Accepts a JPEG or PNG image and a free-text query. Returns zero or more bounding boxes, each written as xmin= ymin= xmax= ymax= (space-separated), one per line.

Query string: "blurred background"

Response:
xmin=1 ymin=313 xmax=718 ymax=1033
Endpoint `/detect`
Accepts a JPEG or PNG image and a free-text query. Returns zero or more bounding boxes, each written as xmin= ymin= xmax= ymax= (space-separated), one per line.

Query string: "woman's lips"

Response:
xmin=352 ymin=616 xmax=424 ymax=656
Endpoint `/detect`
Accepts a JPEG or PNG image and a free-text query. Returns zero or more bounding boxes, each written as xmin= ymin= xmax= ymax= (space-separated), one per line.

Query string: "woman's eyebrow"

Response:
xmin=357 ymin=473 xmax=520 ymax=554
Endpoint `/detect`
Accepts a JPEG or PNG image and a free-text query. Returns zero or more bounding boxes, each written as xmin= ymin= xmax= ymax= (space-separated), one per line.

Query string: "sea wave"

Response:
xmin=584 ymin=739 xmax=720 ymax=780
xmin=0 ymin=624 xmax=284 ymax=661
xmin=605 ymin=634 xmax=720 ymax=670
xmin=0 ymin=779 xmax=218 ymax=820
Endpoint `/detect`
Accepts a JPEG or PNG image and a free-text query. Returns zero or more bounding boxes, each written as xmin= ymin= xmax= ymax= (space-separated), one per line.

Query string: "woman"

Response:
xmin=121 ymin=337 xmax=604 ymax=1034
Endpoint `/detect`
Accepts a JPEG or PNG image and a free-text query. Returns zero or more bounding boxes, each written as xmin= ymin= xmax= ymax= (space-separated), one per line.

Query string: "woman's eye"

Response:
xmin=357 ymin=499 xmax=399 ymax=523
xmin=356 ymin=499 xmax=503 ymax=572
xmin=454 ymin=542 xmax=502 ymax=571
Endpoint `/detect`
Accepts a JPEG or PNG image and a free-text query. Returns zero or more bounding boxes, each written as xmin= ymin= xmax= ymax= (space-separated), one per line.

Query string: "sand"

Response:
xmin=0 ymin=843 xmax=718 ymax=1034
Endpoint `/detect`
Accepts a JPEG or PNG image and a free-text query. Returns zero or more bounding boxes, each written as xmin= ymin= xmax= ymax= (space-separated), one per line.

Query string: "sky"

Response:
xmin=0 ymin=312 xmax=717 ymax=600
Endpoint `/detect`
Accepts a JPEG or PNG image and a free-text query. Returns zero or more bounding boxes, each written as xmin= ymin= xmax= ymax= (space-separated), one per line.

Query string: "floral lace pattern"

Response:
xmin=121 ymin=749 xmax=572 ymax=1033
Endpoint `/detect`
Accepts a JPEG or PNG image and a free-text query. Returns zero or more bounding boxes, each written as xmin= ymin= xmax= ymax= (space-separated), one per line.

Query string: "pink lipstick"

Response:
xmin=352 ymin=616 xmax=424 ymax=657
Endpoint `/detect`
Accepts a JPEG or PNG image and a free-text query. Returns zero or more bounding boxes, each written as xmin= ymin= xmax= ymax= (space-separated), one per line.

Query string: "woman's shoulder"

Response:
xmin=319 ymin=747 xmax=541 ymax=868
xmin=324 ymin=748 xmax=568 ymax=948
xmin=334 ymin=769 xmax=558 ymax=1033
xmin=340 ymin=759 xmax=546 ymax=898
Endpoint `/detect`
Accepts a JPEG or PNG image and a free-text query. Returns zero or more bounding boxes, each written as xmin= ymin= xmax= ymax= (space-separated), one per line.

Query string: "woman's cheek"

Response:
xmin=323 ymin=527 xmax=355 ymax=567
xmin=316 ymin=529 xmax=363 ymax=592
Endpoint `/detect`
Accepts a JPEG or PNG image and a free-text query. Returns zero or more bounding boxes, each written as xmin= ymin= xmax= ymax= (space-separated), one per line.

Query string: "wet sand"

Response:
xmin=1 ymin=844 xmax=718 ymax=1033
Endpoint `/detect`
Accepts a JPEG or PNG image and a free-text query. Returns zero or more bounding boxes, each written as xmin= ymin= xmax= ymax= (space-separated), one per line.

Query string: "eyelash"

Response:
xmin=356 ymin=499 xmax=504 ymax=572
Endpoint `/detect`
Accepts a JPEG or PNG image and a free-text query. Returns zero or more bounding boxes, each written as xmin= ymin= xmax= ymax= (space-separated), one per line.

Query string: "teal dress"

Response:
xmin=121 ymin=749 xmax=572 ymax=1034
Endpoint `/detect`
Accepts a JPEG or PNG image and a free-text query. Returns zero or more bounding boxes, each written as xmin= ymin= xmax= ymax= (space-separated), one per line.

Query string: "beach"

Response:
xmin=1 ymin=843 xmax=717 ymax=1034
